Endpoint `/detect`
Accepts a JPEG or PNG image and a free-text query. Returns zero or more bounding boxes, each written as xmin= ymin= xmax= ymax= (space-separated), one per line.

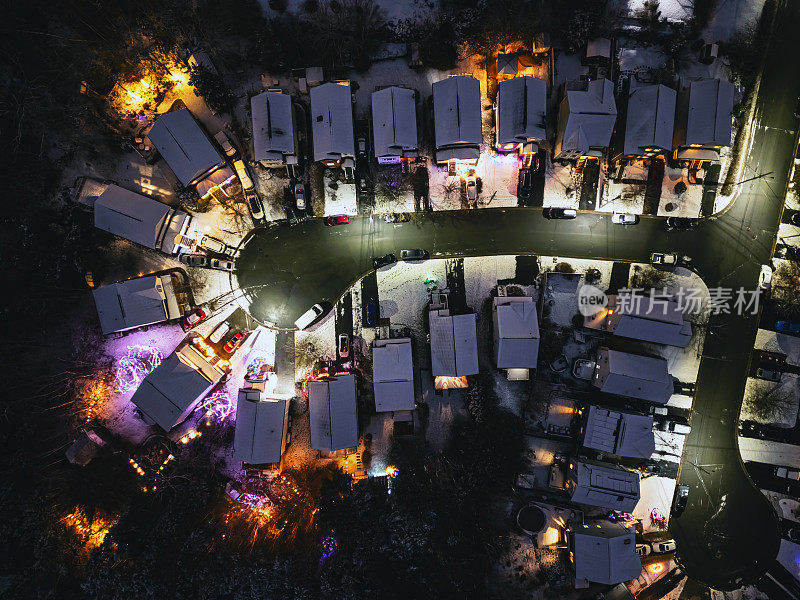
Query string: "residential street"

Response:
xmin=234 ymin=0 xmax=800 ymax=591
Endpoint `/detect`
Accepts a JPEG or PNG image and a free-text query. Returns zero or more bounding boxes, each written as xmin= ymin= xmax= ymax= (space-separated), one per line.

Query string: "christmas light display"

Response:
xmin=199 ymin=390 xmax=235 ymax=422
xmin=113 ymin=345 xmax=163 ymax=392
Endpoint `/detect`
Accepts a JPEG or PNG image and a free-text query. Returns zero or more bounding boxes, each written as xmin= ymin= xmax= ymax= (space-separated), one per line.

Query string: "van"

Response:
xmin=294 ymin=304 xmax=324 ymax=330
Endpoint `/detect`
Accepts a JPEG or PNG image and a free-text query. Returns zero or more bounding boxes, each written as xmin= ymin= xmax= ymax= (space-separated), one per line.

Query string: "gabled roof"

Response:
xmin=587 ymin=294 xmax=692 ymax=347
xmin=433 ymin=76 xmax=482 ymax=152
xmin=583 ymin=406 xmax=655 ymax=459
xmin=623 ymin=84 xmax=676 ymax=155
xmin=310 ymin=83 xmax=355 ymax=162
xmin=684 ymin=78 xmax=734 ymax=147
xmin=147 ymin=109 xmax=224 ymax=186
xmin=233 ymin=389 xmax=288 ymax=465
xmin=557 ymin=79 xmax=617 ymax=155
xmin=371 ymin=86 xmax=418 ymax=158
xmin=496 ymin=76 xmax=547 ymax=145
xmin=572 ymin=522 xmax=642 ymax=585
xmin=308 ymin=374 xmax=358 ymax=451
xmin=93 ymin=275 xmax=179 ymax=335
xmin=597 ymin=348 xmax=673 ymax=403
xmin=494 ymin=297 xmax=540 ymax=368
xmin=94 ymin=184 xmax=189 ymax=254
xmin=570 ymin=458 xmax=640 ymax=512
xmin=429 ymin=310 xmax=479 ymax=377
xmin=252 ymin=91 xmax=295 ymax=160
xmin=373 ymin=338 xmax=415 ymax=412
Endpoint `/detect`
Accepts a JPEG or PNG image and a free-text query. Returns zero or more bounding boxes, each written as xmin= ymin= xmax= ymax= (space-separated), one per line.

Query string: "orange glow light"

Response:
xmin=648 ymin=563 xmax=665 ymax=574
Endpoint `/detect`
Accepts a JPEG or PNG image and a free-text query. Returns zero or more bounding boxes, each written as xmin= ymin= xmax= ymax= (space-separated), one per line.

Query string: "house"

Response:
xmin=233 ymin=388 xmax=289 ymax=467
xmin=310 ymin=82 xmax=355 ymax=169
xmin=581 ymin=406 xmax=655 ymax=459
xmin=554 ymin=79 xmax=617 ymax=160
xmin=673 ymin=78 xmax=734 ymax=163
xmin=432 ymin=76 xmax=482 ymax=165
xmin=496 ymin=76 xmax=547 ymax=154
xmin=93 ymin=184 xmax=192 ymax=254
xmin=591 ymin=348 xmax=673 ymax=404
xmin=584 ymin=294 xmax=692 ymax=347
xmin=147 ymin=108 xmax=226 ymax=187
xmin=372 ymin=338 xmax=415 ymax=412
xmin=620 ymin=84 xmax=676 ymax=160
xmin=92 ymin=273 xmax=183 ymax=335
xmin=568 ymin=521 xmax=642 ymax=587
xmin=496 ymin=53 xmax=518 ymax=79
xmin=130 ymin=338 xmax=226 ymax=430
xmin=307 ymin=373 xmax=358 ymax=452
xmin=566 ymin=458 xmax=640 ymax=512
xmin=493 ymin=297 xmax=540 ymax=376
xmin=371 ymin=86 xmax=418 ymax=164
xmin=429 ymin=305 xmax=478 ymax=389
xmin=251 ymin=90 xmax=298 ymax=168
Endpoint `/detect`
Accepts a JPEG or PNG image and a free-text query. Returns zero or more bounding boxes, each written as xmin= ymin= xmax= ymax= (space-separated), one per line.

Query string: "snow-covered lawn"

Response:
xmin=659 ymin=167 xmax=703 ymax=218
xmin=323 ymin=177 xmax=358 ymax=216
xmin=543 ymin=161 xmax=578 ymax=208
xmin=741 ymin=375 xmax=800 ymax=428
xmin=653 ymin=429 xmax=687 ymax=463
xmin=376 ymin=258 xmax=447 ymax=338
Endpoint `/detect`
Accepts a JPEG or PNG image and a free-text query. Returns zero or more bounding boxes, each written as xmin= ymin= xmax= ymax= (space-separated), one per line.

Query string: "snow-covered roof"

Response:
xmin=496 ymin=76 xmax=547 ymax=146
xmin=93 ymin=184 xmax=191 ymax=254
xmin=372 ymin=338 xmax=415 ymax=412
xmin=586 ymin=38 xmax=612 ymax=59
xmin=570 ymin=458 xmax=640 ymax=512
xmin=493 ymin=297 xmax=540 ymax=369
xmin=310 ymin=83 xmax=355 ymax=162
xmin=93 ymin=274 xmax=180 ymax=335
xmin=130 ymin=341 xmax=224 ymax=431
xmin=583 ymin=406 xmax=655 ymax=459
xmin=251 ymin=91 xmax=295 ymax=162
xmin=595 ymin=348 xmax=673 ymax=404
xmin=497 ymin=53 xmax=518 ymax=75
xmin=429 ymin=309 xmax=479 ymax=377
xmin=556 ymin=79 xmax=617 ymax=156
xmin=571 ymin=521 xmax=642 ymax=585
xmin=308 ymin=374 xmax=358 ymax=451
xmin=433 ymin=76 xmax=482 ymax=162
xmin=684 ymin=78 xmax=734 ymax=147
xmin=586 ymin=294 xmax=692 ymax=347
xmin=147 ymin=109 xmax=224 ymax=186
xmin=623 ymin=84 xmax=676 ymax=155
xmin=371 ymin=86 xmax=418 ymax=159
xmin=233 ymin=389 xmax=288 ymax=465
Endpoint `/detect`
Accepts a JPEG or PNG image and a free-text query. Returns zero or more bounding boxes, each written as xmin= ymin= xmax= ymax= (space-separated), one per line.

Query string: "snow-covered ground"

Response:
xmin=323 ymin=176 xmax=358 ymax=216
xmin=633 ymin=476 xmax=677 ymax=533
xmin=739 ymin=437 xmax=800 ymax=466
xmin=741 ymin=375 xmax=800 ymax=428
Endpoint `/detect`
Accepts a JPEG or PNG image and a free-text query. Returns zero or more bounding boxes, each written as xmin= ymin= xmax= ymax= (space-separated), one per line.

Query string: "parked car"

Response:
xmin=180 ymin=253 xmax=209 ymax=267
xmin=775 ymin=466 xmax=800 ymax=480
xmin=651 ymin=252 xmax=678 ymax=265
xmin=400 ymin=248 xmax=429 ymax=261
xmin=611 ymin=212 xmax=640 ymax=225
xmin=543 ymin=207 xmax=577 ymax=219
xmin=777 ymin=321 xmax=800 ymax=333
xmin=246 ymin=191 xmax=264 ymax=222
xmin=213 ymin=130 xmax=236 ymax=157
xmin=294 ymin=303 xmax=325 ymax=330
xmin=790 ymin=212 xmax=800 ymax=226
xmin=788 ymin=527 xmax=800 ymax=542
xmin=759 ymin=264 xmax=773 ymax=290
xmin=199 ymin=235 xmax=228 ymax=255
xmin=325 ymin=215 xmax=350 ymax=226
xmin=209 ymin=321 xmax=231 ymax=344
xmin=756 ymin=349 xmax=787 ymax=366
xmin=373 ymin=253 xmax=397 ymax=269
xmin=338 ymin=334 xmax=350 ymax=358
xmin=465 ymin=176 xmax=478 ymax=202
xmin=672 ymin=484 xmax=689 ymax=517
xmin=666 ymin=217 xmax=697 ymax=230
xmin=233 ymin=159 xmax=254 ymax=191
xmin=659 ymin=420 xmax=691 ymax=435
xmin=635 ymin=544 xmax=652 ymax=558
xmin=358 ymin=178 xmax=369 ymax=194
xmin=222 ymin=330 xmax=245 ymax=353
xmin=517 ymin=169 xmax=533 ymax=200
xmin=181 ymin=309 xmax=207 ymax=330
xmin=210 ymin=257 xmax=234 ymax=272
xmin=572 ymin=358 xmax=596 ymax=380
xmin=294 ymin=183 xmax=306 ymax=210
xmin=357 ymin=137 xmax=367 ymax=156
xmin=755 ymin=367 xmax=782 ymax=382
xmin=365 ymin=301 xmax=379 ymax=326
xmin=651 ymin=540 xmax=677 ymax=554
xmin=385 ymin=213 xmax=411 ymax=223
xmin=649 ymin=405 xmax=669 ymax=416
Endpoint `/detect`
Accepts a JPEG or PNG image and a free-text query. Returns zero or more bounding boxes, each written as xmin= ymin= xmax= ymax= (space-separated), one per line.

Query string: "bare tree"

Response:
xmin=743 ymin=380 xmax=797 ymax=424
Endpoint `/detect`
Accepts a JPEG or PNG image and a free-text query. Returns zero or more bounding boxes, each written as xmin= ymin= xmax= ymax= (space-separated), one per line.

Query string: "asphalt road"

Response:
xmin=236 ymin=0 xmax=800 ymax=590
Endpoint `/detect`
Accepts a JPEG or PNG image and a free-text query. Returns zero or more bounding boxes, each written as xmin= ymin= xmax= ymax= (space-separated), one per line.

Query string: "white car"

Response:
xmin=209 ymin=258 xmax=234 ymax=272
xmin=651 ymin=539 xmax=677 ymax=554
xmin=294 ymin=303 xmax=324 ymax=330
xmin=759 ymin=264 xmax=773 ymax=290
xmin=651 ymin=252 xmax=678 ymax=265
xmin=233 ymin=159 xmax=254 ymax=191
xmin=611 ymin=212 xmax=640 ymax=225
xmin=635 ymin=544 xmax=652 ymax=557
xmin=659 ymin=420 xmax=691 ymax=435
xmin=209 ymin=321 xmax=231 ymax=344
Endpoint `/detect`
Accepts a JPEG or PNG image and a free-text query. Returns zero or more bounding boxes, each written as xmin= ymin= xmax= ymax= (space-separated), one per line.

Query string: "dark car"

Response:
xmin=672 ymin=484 xmax=689 ymax=517
xmin=324 ymin=215 xmax=350 ymax=226
xmin=790 ymin=212 xmax=800 ymax=226
xmin=180 ymin=253 xmax=209 ymax=268
xmin=400 ymin=248 xmax=429 ymax=261
xmin=517 ymin=169 xmax=533 ymax=200
xmin=373 ymin=253 xmax=397 ymax=269
xmin=365 ymin=301 xmax=379 ymax=326
xmin=666 ymin=217 xmax=698 ymax=230
xmin=543 ymin=207 xmax=577 ymax=219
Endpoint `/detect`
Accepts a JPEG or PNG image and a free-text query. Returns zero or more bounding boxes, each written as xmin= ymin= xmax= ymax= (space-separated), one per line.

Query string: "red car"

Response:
xmin=222 ymin=330 xmax=245 ymax=353
xmin=324 ymin=215 xmax=350 ymax=226
xmin=181 ymin=309 xmax=207 ymax=330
